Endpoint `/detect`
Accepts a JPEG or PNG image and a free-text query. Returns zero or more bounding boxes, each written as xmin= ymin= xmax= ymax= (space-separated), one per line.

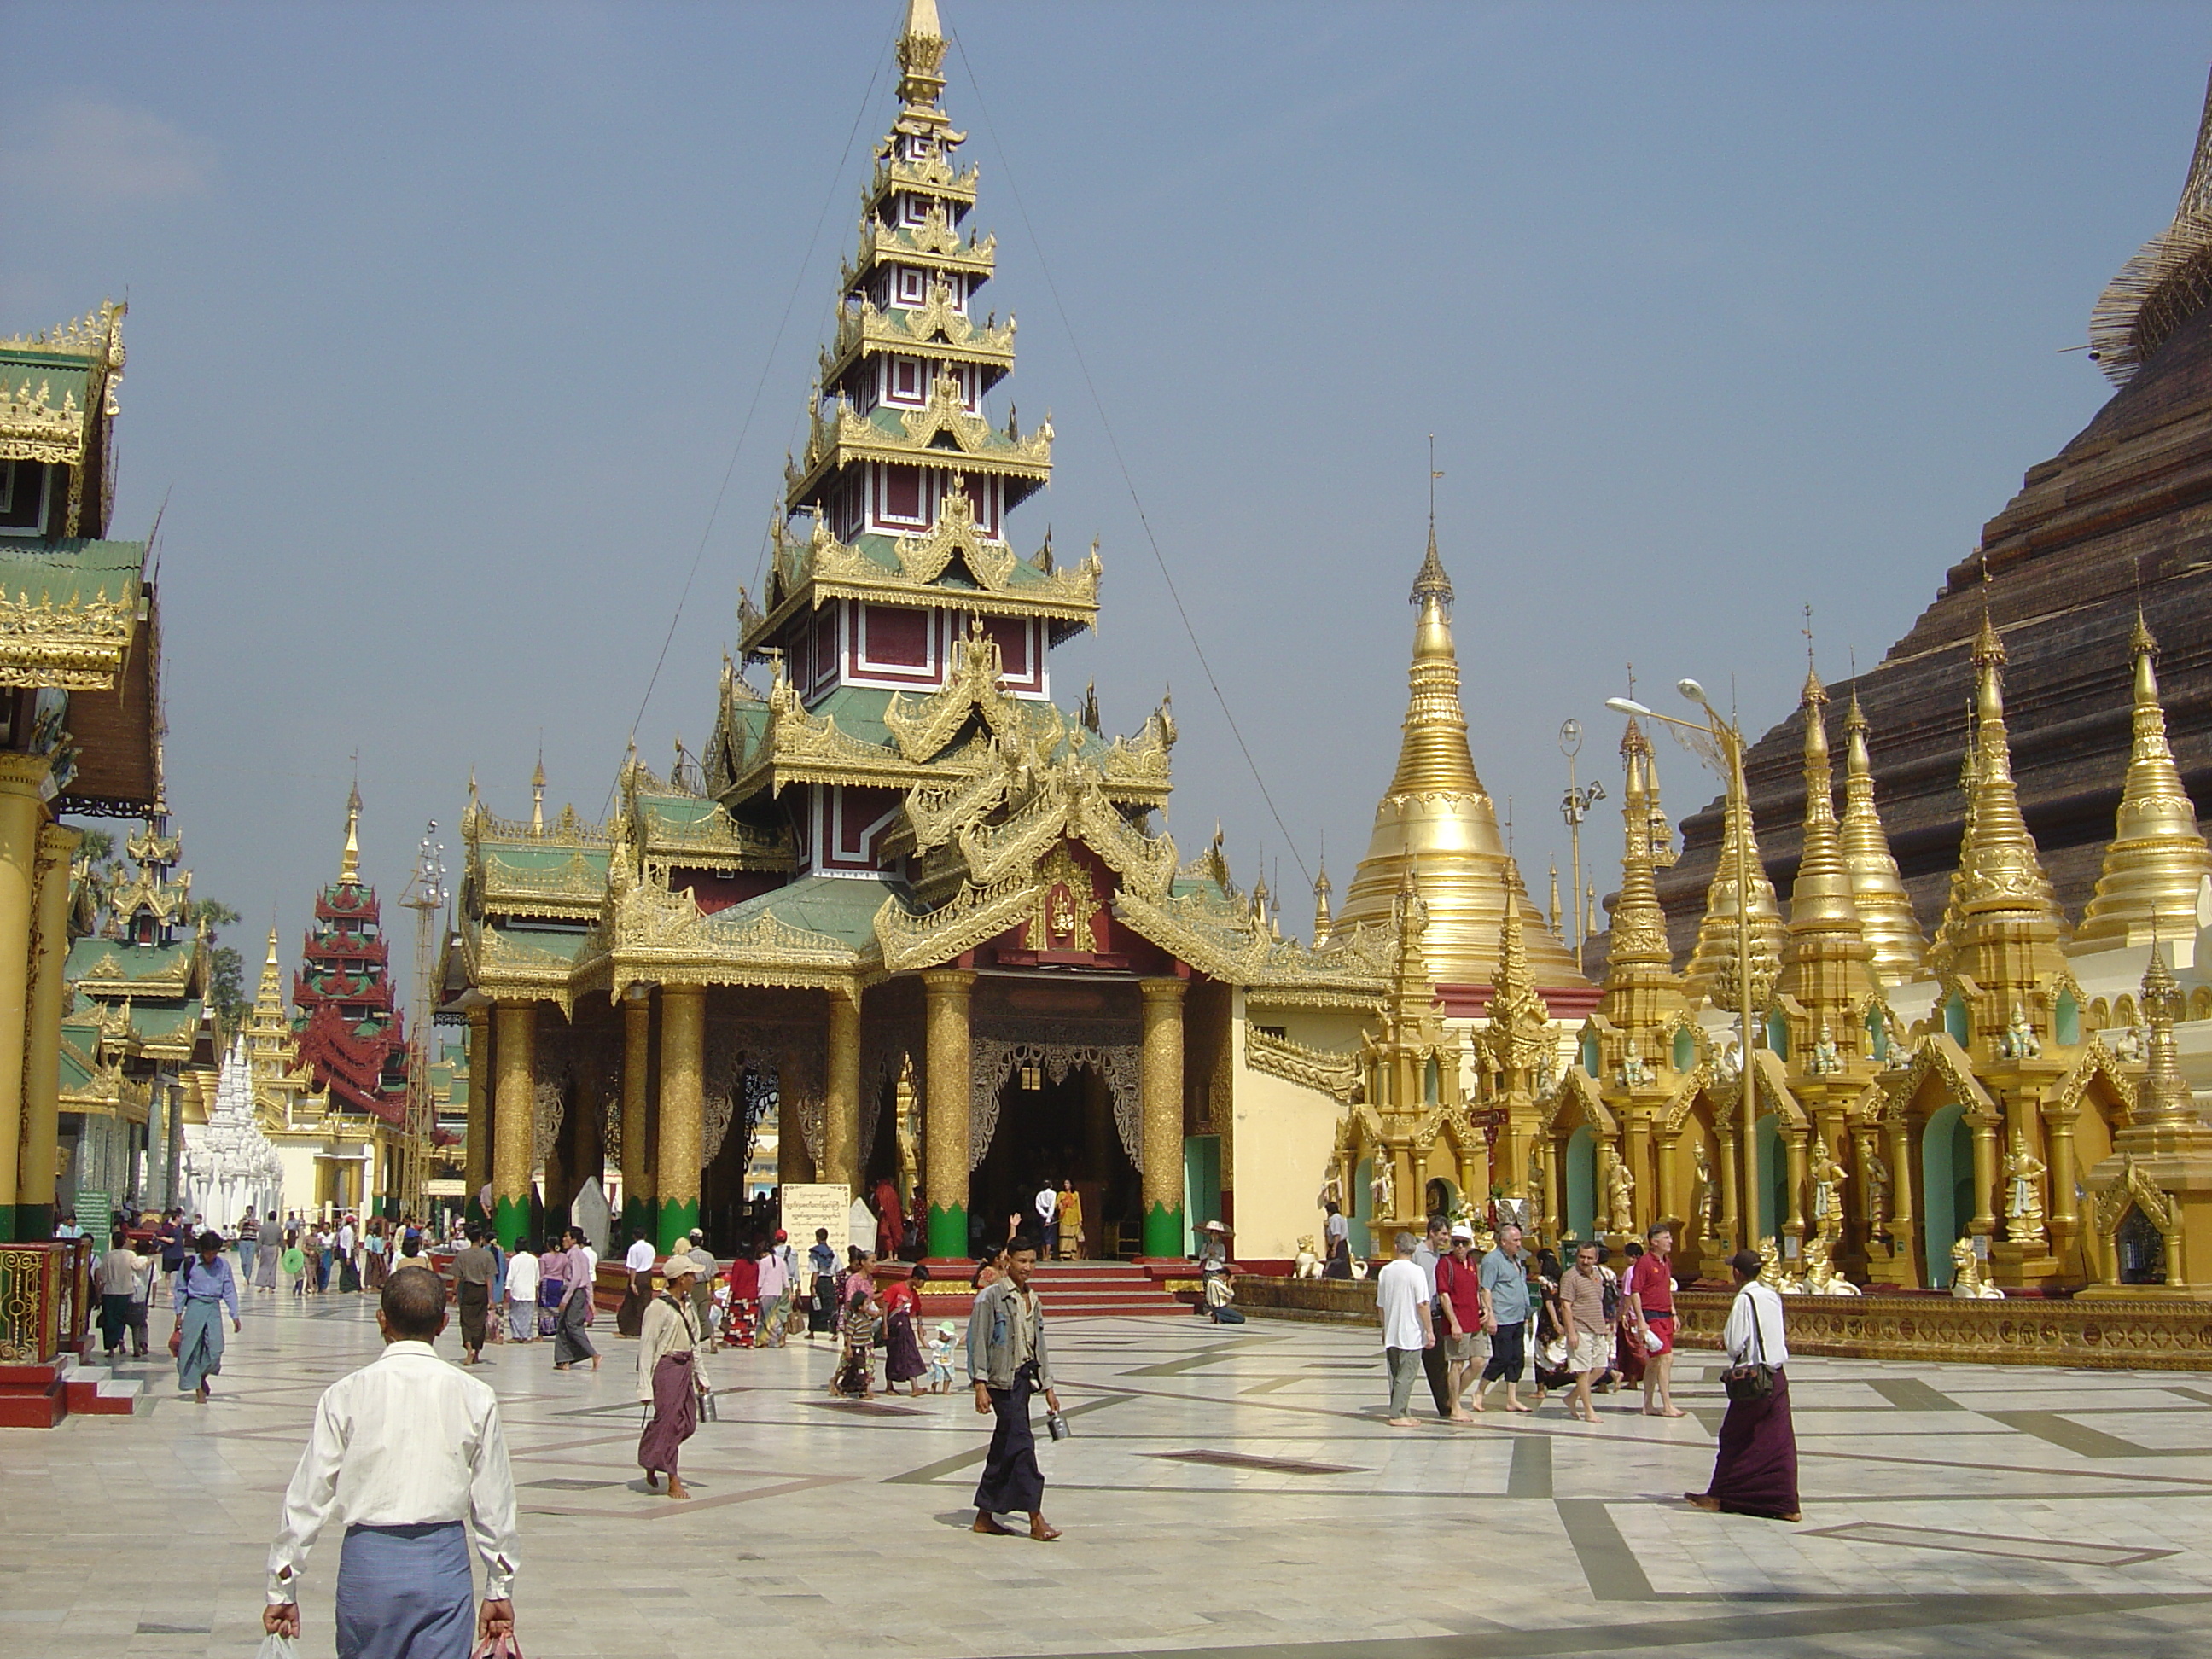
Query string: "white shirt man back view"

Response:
xmin=1374 ymin=1231 xmax=1434 ymax=1429
xmin=265 ymin=1265 xmax=520 ymax=1656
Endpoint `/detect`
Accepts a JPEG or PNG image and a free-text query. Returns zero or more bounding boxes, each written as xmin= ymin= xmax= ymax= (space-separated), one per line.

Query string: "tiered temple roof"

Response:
xmin=292 ymin=789 xmax=408 ymax=1124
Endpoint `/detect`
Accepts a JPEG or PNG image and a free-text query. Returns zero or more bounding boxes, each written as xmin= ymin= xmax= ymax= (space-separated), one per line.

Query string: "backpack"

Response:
xmin=1600 ymin=1266 xmax=1621 ymax=1324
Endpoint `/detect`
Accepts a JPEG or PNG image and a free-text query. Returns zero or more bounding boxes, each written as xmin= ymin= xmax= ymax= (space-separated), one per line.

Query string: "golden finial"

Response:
xmin=531 ymin=752 xmax=546 ymax=837
xmin=1839 ymin=690 xmax=1927 ymax=983
xmin=2076 ymin=613 xmax=2212 ymax=950
xmin=895 ymin=0 xmax=949 ymax=111
xmin=338 ymin=784 xmax=363 ymax=885
xmin=1311 ymin=859 xmax=1333 ymax=947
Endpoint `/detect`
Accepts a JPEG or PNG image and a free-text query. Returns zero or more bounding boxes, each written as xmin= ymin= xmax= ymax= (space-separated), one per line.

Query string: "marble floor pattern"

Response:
xmin=4 ymin=1294 xmax=2210 ymax=1659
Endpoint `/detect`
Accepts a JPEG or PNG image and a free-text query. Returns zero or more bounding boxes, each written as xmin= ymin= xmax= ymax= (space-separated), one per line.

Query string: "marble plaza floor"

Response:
xmin=4 ymin=1295 xmax=2211 ymax=1659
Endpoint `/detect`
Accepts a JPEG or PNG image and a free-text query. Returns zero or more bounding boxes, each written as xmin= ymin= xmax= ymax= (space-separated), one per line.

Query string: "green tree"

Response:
xmin=187 ymin=900 xmax=250 ymax=1031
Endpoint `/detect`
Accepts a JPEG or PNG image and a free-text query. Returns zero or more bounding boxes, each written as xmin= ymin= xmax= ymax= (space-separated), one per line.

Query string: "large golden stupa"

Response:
xmin=1331 ymin=533 xmax=1586 ymax=1000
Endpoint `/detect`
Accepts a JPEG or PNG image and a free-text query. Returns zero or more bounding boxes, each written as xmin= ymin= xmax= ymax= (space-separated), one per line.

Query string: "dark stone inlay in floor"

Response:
xmin=1870 ymin=1377 xmax=1965 ymax=1412
xmin=806 ymin=1398 xmax=926 ymax=1417
xmin=1803 ymin=1520 xmax=2179 ymax=1567
xmin=136 ymin=1625 xmax=212 ymax=1635
xmin=522 ymin=1476 xmax=625 ymax=1490
xmin=1154 ymin=1448 xmax=1362 ymax=1475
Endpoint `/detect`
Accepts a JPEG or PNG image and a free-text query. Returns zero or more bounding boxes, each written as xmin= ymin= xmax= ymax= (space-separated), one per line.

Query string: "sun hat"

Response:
xmin=1450 ymin=1222 xmax=1476 ymax=1241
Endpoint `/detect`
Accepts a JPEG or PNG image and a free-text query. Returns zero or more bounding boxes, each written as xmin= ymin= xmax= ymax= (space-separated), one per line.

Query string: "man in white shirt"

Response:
xmin=1033 ymin=1182 xmax=1059 ymax=1261
xmin=1375 ymin=1231 xmax=1434 ymax=1428
xmin=264 ymin=1265 xmax=520 ymax=1655
xmin=504 ymin=1242 xmax=541 ymax=1344
xmin=619 ymin=1231 xmax=659 ymax=1338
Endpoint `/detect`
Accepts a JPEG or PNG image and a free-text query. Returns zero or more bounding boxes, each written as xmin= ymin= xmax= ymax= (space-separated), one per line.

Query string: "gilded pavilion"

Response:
xmin=0 ymin=302 xmax=165 ymax=1243
xmin=446 ymin=0 xmax=1538 ymax=1260
xmin=60 ymin=808 xmax=218 ymax=1225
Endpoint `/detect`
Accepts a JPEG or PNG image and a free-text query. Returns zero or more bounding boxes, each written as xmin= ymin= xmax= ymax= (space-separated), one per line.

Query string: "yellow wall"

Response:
xmin=1231 ymin=997 xmax=1368 ymax=1263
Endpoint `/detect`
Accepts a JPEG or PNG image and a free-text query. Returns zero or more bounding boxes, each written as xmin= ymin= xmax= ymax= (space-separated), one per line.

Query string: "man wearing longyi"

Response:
xmin=264 ymin=1266 xmax=521 ymax=1659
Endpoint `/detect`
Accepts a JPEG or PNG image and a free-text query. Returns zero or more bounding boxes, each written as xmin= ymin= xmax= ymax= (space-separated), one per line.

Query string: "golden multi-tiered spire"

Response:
xmin=1335 ymin=533 xmax=1584 ymax=987
xmin=1926 ymin=694 xmax=1981 ymax=978
xmin=1778 ymin=668 xmax=1876 ymax=1024
xmin=2136 ymin=944 xmax=2200 ymax=1123
xmin=1946 ymin=612 xmax=2069 ymax=1035
xmin=1311 ymin=861 xmax=1333 ymax=947
xmin=1838 ymin=690 xmax=1927 ymax=984
xmin=339 ymin=786 xmax=363 ymax=885
xmin=1597 ymin=719 xmax=1687 ymax=1036
xmin=1482 ymin=884 xmax=1553 ymax=1087
xmin=1682 ymin=779 xmax=1787 ymax=1010
xmin=2074 ymin=616 xmax=2212 ymax=951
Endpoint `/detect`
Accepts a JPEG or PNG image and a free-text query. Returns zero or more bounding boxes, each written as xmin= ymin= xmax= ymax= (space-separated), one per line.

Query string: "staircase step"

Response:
xmin=85 ymin=1377 xmax=145 ymax=1415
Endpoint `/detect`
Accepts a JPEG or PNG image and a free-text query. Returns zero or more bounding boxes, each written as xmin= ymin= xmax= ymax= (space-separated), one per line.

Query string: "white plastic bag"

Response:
xmin=256 ymin=1637 xmax=298 ymax=1659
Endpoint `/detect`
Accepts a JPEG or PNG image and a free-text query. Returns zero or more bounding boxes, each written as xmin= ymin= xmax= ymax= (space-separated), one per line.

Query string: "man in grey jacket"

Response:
xmin=967 ymin=1237 xmax=1062 ymax=1540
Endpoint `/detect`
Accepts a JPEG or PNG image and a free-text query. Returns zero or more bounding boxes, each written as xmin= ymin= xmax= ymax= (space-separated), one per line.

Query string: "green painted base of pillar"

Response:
xmin=1142 ymin=1201 xmax=1184 ymax=1259
xmin=621 ymin=1196 xmax=654 ymax=1244
xmin=464 ymin=1193 xmax=488 ymax=1227
xmin=492 ymin=1194 xmax=530 ymax=1251
xmin=0 ymin=1202 xmax=14 ymax=1243
xmin=15 ymin=1202 xmax=53 ymax=1243
xmin=656 ymin=1197 xmax=700 ymax=1255
xmin=927 ymin=1201 xmax=969 ymax=1260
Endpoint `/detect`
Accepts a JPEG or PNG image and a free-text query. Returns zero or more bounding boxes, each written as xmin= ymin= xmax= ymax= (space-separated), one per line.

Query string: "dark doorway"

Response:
xmin=969 ymin=1063 xmax=1138 ymax=1259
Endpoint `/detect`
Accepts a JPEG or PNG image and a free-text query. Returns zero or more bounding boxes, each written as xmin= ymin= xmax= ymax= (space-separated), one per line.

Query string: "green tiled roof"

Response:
xmin=67 ymin=935 xmax=196 ymax=987
xmin=717 ymin=874 xmax=894 ymax=949
xmin=0 ymin=538 xmax=144 ymax=608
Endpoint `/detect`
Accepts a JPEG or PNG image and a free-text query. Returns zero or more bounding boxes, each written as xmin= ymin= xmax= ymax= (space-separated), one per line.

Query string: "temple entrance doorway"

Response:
xmin=1564 ymin=1126 xmax=1598 ymax=1243
xmin=970 ymin=1062 xmax=1138 ymax=1260
xmin=1921 ymin=1103 xmax=1973 ymax=1288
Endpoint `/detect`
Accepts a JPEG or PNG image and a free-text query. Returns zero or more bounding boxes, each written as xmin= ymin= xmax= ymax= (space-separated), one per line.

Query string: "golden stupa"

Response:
xmin=1333 ymin=533 xmax=1584 ymax=988
xmin=1837 ymin=690 xmax=1927 ymax=984
xmin=2073 ymin=615 xmax=2212 ymax=951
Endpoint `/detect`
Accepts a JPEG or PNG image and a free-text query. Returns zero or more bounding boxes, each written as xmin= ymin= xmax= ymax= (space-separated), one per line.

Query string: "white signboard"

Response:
xmin=780 ymin=1183 xmax=852 ymax=1260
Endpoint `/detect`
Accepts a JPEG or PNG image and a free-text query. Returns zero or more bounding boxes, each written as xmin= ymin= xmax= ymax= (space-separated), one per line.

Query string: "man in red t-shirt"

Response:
xmin=1626 ymin=1221 xmax=1685 ymax=1417
xmin=1433 ymin=1224 xmax=1489 ymax=1423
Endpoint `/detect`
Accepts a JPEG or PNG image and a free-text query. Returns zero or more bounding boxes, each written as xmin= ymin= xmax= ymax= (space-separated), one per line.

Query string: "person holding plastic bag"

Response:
xmin=264 ymin=1265 xmax=521 ymax=1657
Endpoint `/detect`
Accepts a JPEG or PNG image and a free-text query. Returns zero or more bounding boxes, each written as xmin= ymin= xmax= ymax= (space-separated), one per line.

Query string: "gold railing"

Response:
xmin=0 ymin=1240 xmax=89 ymax=1364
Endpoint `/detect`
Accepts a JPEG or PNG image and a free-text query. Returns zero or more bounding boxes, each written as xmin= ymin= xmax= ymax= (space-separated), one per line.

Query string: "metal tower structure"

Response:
xmin=399 ymin=822 xmax=447 ymax=1220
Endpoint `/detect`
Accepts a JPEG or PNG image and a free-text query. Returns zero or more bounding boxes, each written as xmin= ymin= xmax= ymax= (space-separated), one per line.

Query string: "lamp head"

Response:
xmin=1604 ymin=697 xmax=1652 ymax=718
xmin=1676 ymin=678 xmax=1708 ymax=706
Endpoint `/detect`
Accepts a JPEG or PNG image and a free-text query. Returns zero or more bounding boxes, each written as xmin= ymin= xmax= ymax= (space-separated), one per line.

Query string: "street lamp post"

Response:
xmin=1606 ymin=683 xmax=1757 ymax=1256
xmin=1558 ymin=719 xmax=1605 ymax=973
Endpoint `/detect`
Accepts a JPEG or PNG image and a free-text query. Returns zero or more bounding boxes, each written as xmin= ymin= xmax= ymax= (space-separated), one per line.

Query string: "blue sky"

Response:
xmin=3 ymin=1 xmax=2205 ymax=1000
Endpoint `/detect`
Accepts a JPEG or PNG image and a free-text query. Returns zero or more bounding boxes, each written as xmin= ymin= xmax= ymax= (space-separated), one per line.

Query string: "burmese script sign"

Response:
xmin=779 ymin=1183 xmax=852 ymax=1259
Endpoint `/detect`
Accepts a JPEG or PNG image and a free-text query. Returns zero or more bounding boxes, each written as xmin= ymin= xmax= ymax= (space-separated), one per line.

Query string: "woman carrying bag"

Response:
xmin=1687 ymin=1249 xmax=1799 ymax=1522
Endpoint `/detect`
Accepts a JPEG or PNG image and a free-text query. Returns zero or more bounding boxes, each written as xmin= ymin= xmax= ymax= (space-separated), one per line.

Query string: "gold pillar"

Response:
xmin=922 ymin=968 xmax=973 ymax=1257
xmin=1656 ymin=1131 xmax=1679 ymax=1235
xmin=824 ymin=986 xmax=861 ymax=1195
xmin=656 ymin=984 xmax=704 ymax=1252
xmin=2046 ymin=1109 xmax=2080 ymax=1275
xmin=18 ymin=822 xmax=75 ymax=1239
xmin=1139 ymin=978 xmax=1187 ymax=1258
xmin=0 ymin=756 xmax=47 ymax=1241
xmin=620 ymin=992 xmax=653 ymax=1238
xmin=1783 ymin=1126 xmax=1808 ymax=1249
xmin=1626 ymin=1113 xmax=1652 ymax=1237
xmin=1970 ymin=1110 xmax=2000 ymax=1238
xmin=1719 ymin=1123 xmax=1743 ymax=1254
xmin=463 ymin=1008 xmax=491 ymax=1218
xmin=491 ymin=1000 xmax=534 ymax=1249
